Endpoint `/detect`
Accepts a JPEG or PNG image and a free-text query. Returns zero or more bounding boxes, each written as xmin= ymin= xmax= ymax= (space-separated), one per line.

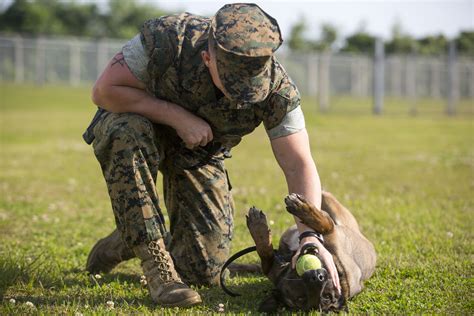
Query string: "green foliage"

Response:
xmin=385 ymin=22 xmax=417 ymax=54
xmin=0 ymin=0 xmax=167 ymax=38
xmin=341 ymin=31 xmax=377 ymax=54
xmin=286 ymin=18 xmax=471 ymax=55
xmin=0 ymin=85 xmax=472 ymax=314
xmin=416 ymin=34 xmax=448 ymax=56
xmin=288 ymin=19 xmax=338 ymax=52
xmin=288 ymin=19 xmax=310 ymax=51
xmin=456 ymin=31 xmax=474 ymax=55
xmin=317 ymin=23 xmax=338 ymax=51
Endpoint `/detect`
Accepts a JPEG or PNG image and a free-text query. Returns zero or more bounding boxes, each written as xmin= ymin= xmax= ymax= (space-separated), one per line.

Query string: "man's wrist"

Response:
xmin=299 ymin=231 xmax=324 ymax=244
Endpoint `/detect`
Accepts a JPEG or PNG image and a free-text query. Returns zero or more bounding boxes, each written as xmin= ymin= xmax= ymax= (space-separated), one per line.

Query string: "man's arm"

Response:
xmin=271 ymin=128 xmax=341 ymax=292
xmin=91 ymin=52 xmax=213 ymax=149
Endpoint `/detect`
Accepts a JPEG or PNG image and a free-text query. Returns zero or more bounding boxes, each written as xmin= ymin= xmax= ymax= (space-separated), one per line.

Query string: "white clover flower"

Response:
xmin=75 ymin=312 xmax=84 ymax=316
xmin=9 ymin=298 xmax=16 ymax=304
xmin=140 ymin=275 xmax=148 ymax=286
xmin=106 ymin=300 xmax=114 ymax=309
xmin=94 ymin=274 xmax=102 ymax=279
xmin=217 ymin=303 xmax=225 ymax=312
xmin=25 ymin=301 xmax=35 ymax=308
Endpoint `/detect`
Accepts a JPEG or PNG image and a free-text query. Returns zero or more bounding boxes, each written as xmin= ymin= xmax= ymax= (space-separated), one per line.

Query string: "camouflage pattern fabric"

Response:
xmin=92 ymin=112 xmax=233 ymax=286
xmin=140 ymin=8 xmax=300 ymax=151
xmin=211 ymin=3 xmax=283 ymax=103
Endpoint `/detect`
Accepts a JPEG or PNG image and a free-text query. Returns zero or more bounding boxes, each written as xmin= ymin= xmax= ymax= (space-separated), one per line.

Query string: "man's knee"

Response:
xmin=93 ymin=112 xmax=158 ymax=160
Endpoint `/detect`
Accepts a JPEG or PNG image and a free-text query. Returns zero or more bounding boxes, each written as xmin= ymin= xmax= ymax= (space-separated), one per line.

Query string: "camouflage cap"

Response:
xmin=211 ymin=3 xmax=283 ymax=103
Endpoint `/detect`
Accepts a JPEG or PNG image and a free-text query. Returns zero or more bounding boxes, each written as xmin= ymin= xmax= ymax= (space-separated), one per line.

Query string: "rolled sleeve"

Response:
xmin=266 ymin=106 xmax=305 ymax=140
xmin=122 ymin=34 xmax=150 ymax=83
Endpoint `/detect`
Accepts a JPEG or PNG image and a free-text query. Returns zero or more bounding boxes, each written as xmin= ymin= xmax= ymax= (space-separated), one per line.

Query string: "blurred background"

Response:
xmin=0 ymin=0 xmax=473 ymax=114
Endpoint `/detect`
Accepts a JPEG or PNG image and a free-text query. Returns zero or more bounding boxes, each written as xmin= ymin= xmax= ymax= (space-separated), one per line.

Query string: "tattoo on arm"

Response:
xmin=111 ymin=52 xmax=126 ymax=67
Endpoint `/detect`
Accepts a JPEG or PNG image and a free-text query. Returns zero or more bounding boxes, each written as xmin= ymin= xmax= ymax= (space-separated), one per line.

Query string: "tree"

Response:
xmin=456 ymin=31 xmax=474 ymax=55
xmin=0 ymin=0 xmax=168 ymax=38
xmin=288 ymin=18 xmax=309 ymax=51
xmin=385 ymin=22 xmax=417 ymax=54
xmin=315 ymin=23 xmax=338 ymax=51
xmin=287 ymin=20 xmax=338 ymax=52
xmin=0 ymin=0 xmax=66 ymax=36
xmin=416 ymin=34 xmax=447 ymax=55
xmin=341 ymin=32 xmax=376 ymax=54
xmin=104 ymin=0 xmax=167 ymax=38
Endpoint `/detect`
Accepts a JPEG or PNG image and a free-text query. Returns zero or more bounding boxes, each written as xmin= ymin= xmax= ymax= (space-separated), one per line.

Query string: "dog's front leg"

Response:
xmin=246 ymin=207 xmax=274 ymax=275
xmin=285 ymin=193 xmax=335 ymax=234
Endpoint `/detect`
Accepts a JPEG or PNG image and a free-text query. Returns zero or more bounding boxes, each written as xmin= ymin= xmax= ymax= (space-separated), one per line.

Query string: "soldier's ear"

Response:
xmin=201 ymin=51 xmax=211 ymax=67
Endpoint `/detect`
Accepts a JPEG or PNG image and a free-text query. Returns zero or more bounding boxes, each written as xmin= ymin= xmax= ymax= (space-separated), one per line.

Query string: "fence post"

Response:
xmin=446 ymin=40 xmax=458 ymax=115
xmin=406 ymin=53 xmax=417 ymax=115
xmin=350 ymin=56 xmax=364 ymax=96
xmin=306 ymin=54 xmax=318 ymax=98
xmin=373 ymin=38 xmax=384 ymax=115
xmin=35 ymin=38 xmax=46 ymax=85
xmin=430 ymin=58 xmax=441 ymax=98
xmin=69 ymin=40 xmax=81 ymax=86
xmin=469 ymin=63 xmax=474 ymax=99
xmin=318 ymin=51 xmax=330 ymax=112
xmin=362 ymin=57 xmax=370 ymax=97
xmin=97 ymin=39 xmax=108 ymax=78
xmin=389 ymin=56 xmax=402 ymax=97
xmin=13 ymin=36 xmax=24 ymax=83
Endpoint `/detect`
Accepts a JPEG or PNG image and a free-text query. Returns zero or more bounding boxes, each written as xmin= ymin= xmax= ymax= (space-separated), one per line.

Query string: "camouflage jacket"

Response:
xmin=140 ymin=13 xmax=300 ymax=150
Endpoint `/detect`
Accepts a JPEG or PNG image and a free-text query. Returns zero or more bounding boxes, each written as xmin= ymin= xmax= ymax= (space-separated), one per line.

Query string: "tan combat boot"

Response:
xmin=134 ymin=239 xmax=202 ymax=307
xmin=86 ymin=229 xmax=135 ymax=274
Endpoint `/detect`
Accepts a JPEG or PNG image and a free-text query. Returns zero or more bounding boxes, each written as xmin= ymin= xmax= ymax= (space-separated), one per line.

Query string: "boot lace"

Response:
xmin=147 ymin=240 xmax=175 ymax=282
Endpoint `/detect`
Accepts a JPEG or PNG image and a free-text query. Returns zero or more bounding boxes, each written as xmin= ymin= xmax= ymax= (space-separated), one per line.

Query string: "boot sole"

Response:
xmin=159 ymin=295 xmax=202 ymax=308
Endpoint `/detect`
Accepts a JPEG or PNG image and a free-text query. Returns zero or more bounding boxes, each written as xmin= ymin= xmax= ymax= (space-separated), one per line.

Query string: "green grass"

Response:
xmin=0 ymin=84 xmax=473 ymax=314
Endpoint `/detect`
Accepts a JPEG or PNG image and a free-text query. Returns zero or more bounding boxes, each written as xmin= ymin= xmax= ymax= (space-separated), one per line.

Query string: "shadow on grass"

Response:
xmin=6 ymin=276 xmax=273 ymax=313
xmin=1 ymin=250 xmax=272 ymax=313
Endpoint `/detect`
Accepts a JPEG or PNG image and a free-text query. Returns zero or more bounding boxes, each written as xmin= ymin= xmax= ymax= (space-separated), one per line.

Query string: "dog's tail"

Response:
xmin=220 ymin=246 xmax=258 ymax=297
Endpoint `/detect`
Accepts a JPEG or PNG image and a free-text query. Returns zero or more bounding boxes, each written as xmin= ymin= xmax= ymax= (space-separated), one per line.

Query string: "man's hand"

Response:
xmin=171 ymin=105 xmax=213 ymax=149
xmin=292 ymin=236 xmax=341 ymax=294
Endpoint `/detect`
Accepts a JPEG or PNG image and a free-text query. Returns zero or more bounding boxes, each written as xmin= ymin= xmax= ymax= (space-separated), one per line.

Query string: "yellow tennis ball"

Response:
xmin=296 ymin=254 xmax=322 ymax=276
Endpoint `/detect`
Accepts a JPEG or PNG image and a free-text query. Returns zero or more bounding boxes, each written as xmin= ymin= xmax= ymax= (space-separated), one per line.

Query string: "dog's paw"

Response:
xmin=246 ymin=206 xmax=269 ymax=231
xmin=285 ymin=193 xmax=311 ymax=217
xmin=246 ymin=207 xmax=272 ymax=248
xmin=285 ymin=193 xmax=335 ymax=234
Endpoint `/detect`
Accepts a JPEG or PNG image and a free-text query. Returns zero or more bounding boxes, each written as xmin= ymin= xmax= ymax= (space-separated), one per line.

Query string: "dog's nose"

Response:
xmin=302 ymin=268 xmax=328 ymax=284
xmin=316 ymin=269 xmax=328 ymax=282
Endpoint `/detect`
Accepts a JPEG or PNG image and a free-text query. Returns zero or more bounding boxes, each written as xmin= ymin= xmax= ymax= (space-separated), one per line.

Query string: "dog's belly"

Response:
xmin=278 ymin=225 xmax=300 ymax=254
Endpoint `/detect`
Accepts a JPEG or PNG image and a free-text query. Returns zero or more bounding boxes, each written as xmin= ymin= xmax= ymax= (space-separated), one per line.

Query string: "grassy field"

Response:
xmin=0 ymin=84 xmax=473 ymax=314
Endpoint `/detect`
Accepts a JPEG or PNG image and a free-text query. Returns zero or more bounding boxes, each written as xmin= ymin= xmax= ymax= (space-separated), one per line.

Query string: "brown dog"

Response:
xmin=243 ymin=191 xmax=376 ymax=312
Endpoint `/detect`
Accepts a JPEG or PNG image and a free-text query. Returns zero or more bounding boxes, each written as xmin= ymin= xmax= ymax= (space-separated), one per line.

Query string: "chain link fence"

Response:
xmin=1 ymin=35 xmax=473 ymax=110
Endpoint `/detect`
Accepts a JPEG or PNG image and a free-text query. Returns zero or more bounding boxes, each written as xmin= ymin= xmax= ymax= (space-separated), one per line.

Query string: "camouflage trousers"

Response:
xmin=91 ymin=112 xmax=234 ymax=286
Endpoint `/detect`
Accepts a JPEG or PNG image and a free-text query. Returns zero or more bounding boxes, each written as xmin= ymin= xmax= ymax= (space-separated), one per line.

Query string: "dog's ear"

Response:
xmin=258 ymin=290 xmax=284 ymax=313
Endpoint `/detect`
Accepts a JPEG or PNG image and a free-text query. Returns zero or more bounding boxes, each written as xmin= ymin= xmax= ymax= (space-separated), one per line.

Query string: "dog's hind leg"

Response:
xmin=246 ymin=207 xmax=274 ymax=275
xmin=285 ymin=193 xmax=335 ymax=234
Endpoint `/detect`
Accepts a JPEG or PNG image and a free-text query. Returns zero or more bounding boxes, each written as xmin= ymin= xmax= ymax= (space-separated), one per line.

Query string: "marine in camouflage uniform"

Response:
xmin=84 ymin=3 xmax=309 ymax=307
